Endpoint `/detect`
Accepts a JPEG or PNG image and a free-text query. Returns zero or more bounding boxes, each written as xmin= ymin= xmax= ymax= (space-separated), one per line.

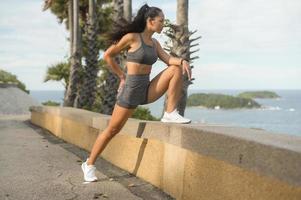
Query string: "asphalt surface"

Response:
xmin=0 ymin=115 xmax=174 ymax=200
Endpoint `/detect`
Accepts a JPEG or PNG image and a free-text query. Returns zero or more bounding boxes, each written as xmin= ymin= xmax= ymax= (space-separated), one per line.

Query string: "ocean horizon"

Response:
xmin=29 ymin=89 xmax=301 ymax=137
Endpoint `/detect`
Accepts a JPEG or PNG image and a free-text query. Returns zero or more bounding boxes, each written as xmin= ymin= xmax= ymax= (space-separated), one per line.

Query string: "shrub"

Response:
xmin=132 ymin=106 xmax=159 ymax=121
xmin=42 ymin=100 xmax=61 ymax=106
xmin=0 ymin=69 xmax=29 ymax=93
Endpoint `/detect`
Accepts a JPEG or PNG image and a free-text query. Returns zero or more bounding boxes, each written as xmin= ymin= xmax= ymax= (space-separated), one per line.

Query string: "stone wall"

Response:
xmin=30 ymin=106 xmax=301 ymax=200
xmin=0 ymin=84 xmax=40 ymax=115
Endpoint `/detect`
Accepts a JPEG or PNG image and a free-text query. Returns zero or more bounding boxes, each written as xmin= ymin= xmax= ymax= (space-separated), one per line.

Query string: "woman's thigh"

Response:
xmin=146 ymin=66 xmax=178 ymax=104
xmin=107 ymin=104 xmax=135 ymax=131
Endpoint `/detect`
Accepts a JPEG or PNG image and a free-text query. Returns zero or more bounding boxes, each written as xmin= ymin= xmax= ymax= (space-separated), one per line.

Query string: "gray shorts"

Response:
xmin=116 ymin=74 xmax=150 ymax=109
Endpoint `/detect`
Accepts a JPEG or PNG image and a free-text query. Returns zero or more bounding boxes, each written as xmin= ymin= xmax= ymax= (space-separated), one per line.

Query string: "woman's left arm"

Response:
xmin=154 ymin=39 xmax=191 ymax=80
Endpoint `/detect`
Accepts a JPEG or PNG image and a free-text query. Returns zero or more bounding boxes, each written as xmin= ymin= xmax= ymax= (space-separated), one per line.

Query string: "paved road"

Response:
xmin=0 ymin=115 xmax=173 ymax=200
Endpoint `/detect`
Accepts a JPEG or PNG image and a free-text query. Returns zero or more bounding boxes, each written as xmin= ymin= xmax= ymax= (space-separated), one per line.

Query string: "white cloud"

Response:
xmin=0 ymin=0 xmax=69 ymax=90
xmin=189 ymin=0 xmax=301 ymax=53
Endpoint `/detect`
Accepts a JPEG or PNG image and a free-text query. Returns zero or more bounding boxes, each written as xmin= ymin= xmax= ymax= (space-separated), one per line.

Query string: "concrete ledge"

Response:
xmin=30 ymin=106 xmax=301 ymax=200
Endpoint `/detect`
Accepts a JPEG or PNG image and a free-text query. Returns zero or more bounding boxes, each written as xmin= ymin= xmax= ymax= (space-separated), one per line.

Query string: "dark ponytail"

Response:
xmin=107 ymin=4 xmax=162 ymax=44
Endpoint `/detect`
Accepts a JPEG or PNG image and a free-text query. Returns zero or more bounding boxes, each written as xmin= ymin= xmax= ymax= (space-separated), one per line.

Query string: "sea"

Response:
xmin=29 ymin=89 xmax=301 ymax=137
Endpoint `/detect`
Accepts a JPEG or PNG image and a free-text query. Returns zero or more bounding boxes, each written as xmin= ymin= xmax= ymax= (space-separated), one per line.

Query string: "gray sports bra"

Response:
xmin=126 ymin=34 xmax=158 ymax=65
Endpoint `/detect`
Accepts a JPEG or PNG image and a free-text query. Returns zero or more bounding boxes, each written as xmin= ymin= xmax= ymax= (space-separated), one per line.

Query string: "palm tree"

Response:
xmin=43 ymin=0 xmax=113 ymax=109
xmin=43 ymin=0 xmax=76 ymax=103
xmin=99 ymin=0 xmax=128 ymax=115
xmin=64 ymin=0 xmax=82 ymax=107
xmin=44 ymin=62 xmax=70 ymax=97
xmin=44 ymin=62 xmax=70 ymax=88
xmin=75 ymin=0 xmax=99 ymax=109
xmin=163 ymin=0 xmax=200 ymax=116
xmin=123 ymin=0 xmax=132 ymax=22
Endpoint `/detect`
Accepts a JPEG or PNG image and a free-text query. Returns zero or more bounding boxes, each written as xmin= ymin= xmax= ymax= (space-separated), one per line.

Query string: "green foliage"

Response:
xmin=47 ymin=0 xmax=113 ymax=51
xmin=93 ymin=4 xmax=114 ymax=49
xmin=238 ymin=91 xmax=280 ymax=99
xmin=187 ymin=93 xmax=261 ymax=109
xmin=42 ymin=100 xmax=61 ymax=106
xmin=44 ymin=61 xmax=70 ymax=88
xmin=48 ymin=0 xmax=68 ymax=23
xmin=0 ymin=69 xmax=29 ymax=93
xmin=132 ymin=107 xmax=159 ymax=121
xmin=44 ymin=59 xmax=89 ymax=89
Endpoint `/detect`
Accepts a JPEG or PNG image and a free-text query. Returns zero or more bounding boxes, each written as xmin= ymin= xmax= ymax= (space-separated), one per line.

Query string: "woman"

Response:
xmin=81 ymin=4 xmax=192 ymax=182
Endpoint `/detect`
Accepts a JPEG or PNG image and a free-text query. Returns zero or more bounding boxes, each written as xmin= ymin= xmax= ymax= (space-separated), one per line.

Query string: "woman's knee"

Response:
xmin=168 ymin=65 xmax=182 ymax=75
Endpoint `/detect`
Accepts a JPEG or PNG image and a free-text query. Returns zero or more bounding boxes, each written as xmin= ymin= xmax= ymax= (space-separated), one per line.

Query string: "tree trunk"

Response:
xmin=99 ymin=0 xmax=125 ymax=115
xmin=113 ymin=0 xmax=124 ymax=19
xmin=64 ymin=0 xmax=82 ymax=107
xmin=177 ymin=0 xmax=188 ymax=26
xmin=176 ymin=0 xmax=190 ymax=116
xmin=123 ymin=0 xmax=132 ymax=22
xmin=64 ymin=0 xmax=74 ymax=100
xmin=68 ymin=0 xmax=74 ymax=56
xmin=162 ymin=0 xmax=191 ymax=117
xmin=75 ymin=0 xmax=99 ymax=110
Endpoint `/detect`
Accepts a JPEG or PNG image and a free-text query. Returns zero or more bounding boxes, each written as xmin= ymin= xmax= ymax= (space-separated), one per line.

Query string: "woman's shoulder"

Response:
xmin=123 ymin=33 xmax=140 ymax=42
xmin=151 ymin=38 xmax=161 ymax=47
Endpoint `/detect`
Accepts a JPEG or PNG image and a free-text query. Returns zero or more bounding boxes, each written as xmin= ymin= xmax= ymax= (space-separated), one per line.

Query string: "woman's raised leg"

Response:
xmin=146 ymin=65 xmax=191 ymax=123
xmin=147 ymin=65 xmax=183 ymax=112
xmin=87 ymin=104 xmax=135 ymax=165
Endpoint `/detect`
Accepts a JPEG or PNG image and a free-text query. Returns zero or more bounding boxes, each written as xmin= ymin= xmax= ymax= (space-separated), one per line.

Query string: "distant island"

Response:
xmin=238 ymin=91 xmax=280 ymax=99
xmin=187 ymin=93 xmax=261 ymax=109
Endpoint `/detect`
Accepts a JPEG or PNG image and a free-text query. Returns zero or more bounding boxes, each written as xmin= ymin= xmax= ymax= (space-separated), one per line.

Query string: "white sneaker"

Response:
xmin=81 ymin=158 xmax=98 ymax=182
xmin=161 ymin=109 xmax=191 ymax=124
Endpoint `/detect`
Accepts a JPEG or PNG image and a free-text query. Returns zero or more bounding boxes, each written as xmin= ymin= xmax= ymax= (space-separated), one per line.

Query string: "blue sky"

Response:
xmin=0 ymin=0 xmax=300 ymax=90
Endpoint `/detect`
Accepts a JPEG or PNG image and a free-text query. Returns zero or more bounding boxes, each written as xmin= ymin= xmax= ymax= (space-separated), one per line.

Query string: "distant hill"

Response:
xmin=238 ymin=91 xmax=280 ymax=99
xmin=187 ymin=93 xmax=261 ymax=109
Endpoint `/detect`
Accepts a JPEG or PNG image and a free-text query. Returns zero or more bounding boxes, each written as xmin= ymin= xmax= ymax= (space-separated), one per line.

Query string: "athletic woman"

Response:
xmin=82 ymin=4 xmax=192 ymax=182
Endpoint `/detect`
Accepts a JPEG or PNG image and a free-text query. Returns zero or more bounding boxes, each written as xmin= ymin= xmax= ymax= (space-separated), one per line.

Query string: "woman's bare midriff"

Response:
xmin=126 ymin=62 xmax=152 ymax=75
